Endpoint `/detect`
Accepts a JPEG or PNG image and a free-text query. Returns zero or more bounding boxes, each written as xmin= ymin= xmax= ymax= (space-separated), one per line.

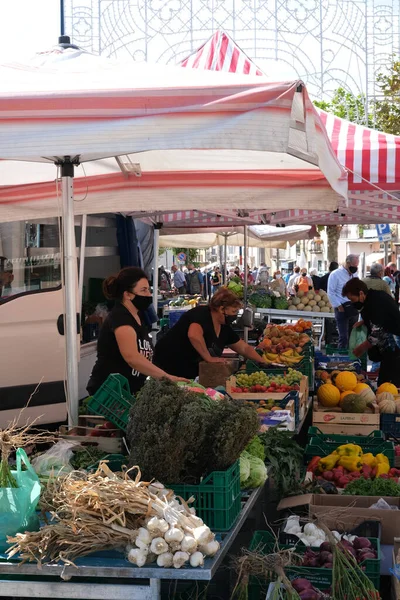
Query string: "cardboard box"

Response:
xmin=226 ymin=374 xmax=307 ymax=402
xmin=312 ymin=400 xmax=380 ymax=435
xmin=278 ymin=493 xmax=400 ymax=545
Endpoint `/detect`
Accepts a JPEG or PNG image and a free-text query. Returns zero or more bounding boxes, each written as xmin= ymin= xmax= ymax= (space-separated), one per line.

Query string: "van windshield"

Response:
xmin=0 ymin=220 xmax=62 ymax=303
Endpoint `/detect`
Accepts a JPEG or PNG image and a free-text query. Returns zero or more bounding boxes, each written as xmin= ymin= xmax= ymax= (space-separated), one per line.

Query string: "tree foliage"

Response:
xmin=314 ymin=87 xmax=372 ymax=126
xmin=374 ymin=58 xmax=400 ymax=135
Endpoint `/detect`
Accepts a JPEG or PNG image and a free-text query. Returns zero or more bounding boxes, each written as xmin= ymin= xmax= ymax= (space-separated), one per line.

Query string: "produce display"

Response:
xmin=316 ymin=370 xmax=377 ymax=412
xmin=240 ymin=436 xmax=268 ymax=489
xmin=288 ymin=289 xmax=333 ymax=313
xmin=8 ymin=462 xmax=221 ymax=568
xmin=257 ymin=323 xmax=312 ymax=365
xmin=233 ymin=369 xmax=304 ymax=393
xmin=127 ymin=378 xmax=259 ymax=483
xmin=169 ymin=296 xmax=200 ymax=307
xmin=307 ymin=443 xmax=394 ymax=490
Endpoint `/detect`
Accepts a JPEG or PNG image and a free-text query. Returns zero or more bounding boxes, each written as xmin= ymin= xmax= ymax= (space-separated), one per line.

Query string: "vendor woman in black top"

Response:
xmin=153 ymin=287 xmax=269 ymax=379
xmin=87 ymin=267 xmax=187 ymax=395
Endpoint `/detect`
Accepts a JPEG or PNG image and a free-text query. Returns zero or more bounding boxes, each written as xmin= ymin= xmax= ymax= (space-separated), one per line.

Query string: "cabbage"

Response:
xmin=245 ymin=436 xmax=265 ymax=461
xmin=244 ymin=455 xmax=268 ymax=488
xmin=240 ymin=451 xmax=251 ymax=486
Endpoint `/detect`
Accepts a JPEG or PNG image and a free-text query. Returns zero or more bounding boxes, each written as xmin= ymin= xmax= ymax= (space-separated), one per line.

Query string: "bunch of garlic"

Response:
xmin=127 ymin=515 xmax=220 ymax=569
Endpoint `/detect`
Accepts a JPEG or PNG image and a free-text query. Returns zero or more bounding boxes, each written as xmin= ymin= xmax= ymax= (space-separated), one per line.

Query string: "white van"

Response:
xmin=0 ymin=215 xmax=121 ymax=427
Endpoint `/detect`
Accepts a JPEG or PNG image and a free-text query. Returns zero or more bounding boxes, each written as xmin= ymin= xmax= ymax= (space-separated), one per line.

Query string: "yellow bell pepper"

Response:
xmin=376 ymin=462 xmax=390 ymax=476
xmin=318 ymin=453 xmax=340 ymax=472
xmin=338 ymin=456 xmax=363 ymax=472
xmin=376 ymin=453 xmax=389 ymax=465
xmin=361 ymin=453 xmax=377 ymax=468
xmin=336 ymin=443 xmax=363 ymax=457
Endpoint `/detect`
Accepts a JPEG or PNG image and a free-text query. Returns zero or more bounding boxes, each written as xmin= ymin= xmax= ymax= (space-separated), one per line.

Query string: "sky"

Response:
xmin=0 ymin=0 xmax=60 ymax=58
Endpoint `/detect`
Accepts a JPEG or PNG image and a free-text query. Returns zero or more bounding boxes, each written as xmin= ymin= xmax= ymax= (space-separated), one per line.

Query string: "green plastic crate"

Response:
xmin=248 ymin=530 xmax=380 ymax=599
xmin=87 ymin=374 xmax=135 ymax=431
xmin=307 ymin=427 xmax=385 ymax=442
xmin=169 ymin=460 xmax=240 ymax=532
xmin=304 ymin=431 xmax=394 ymax=466
xmin=326 ymin=344 xmax=368 ymax=371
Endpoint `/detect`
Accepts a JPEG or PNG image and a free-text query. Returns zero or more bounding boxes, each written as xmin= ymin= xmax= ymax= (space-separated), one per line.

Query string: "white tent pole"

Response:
xmin=243 ymin=225 xmax=249 ymax=344
xmin=78 ymin=213 xmax=87 ymax=309
xmin=224 ymin=234 xmax=228 ymax=284
xmin=60 ymin=160 xmax=79 ymax=428
xmin=152 ymin=225 xmax=160 ymax=315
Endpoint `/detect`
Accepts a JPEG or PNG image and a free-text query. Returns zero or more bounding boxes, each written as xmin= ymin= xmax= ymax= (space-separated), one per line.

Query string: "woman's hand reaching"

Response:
xmin=167 ymin=375 xmax=190 ymax=383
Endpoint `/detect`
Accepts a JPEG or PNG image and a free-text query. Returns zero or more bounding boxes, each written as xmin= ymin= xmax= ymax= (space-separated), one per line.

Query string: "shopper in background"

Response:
xmin=310 ymin=268 xmax=321 ymax=291
xmin=284 ymin=269 xmax=292 ymax=285
xmin=319 ymin=261 xmax=338 ymax=292
xmin=287 ymin=266 xmax=300 ymax=296
xmin=240 ymin=265 xmax=254 ymax=285
xmin=158 ymin=265 xmax=171 ymax=292
xmin=387 ymin=262 xmax=400 ymax=303
xmin=270 ymin=270 xmax=287 ymax=295
xmin=185 ymin=263 xmax=204 ymax=296
xmin=256 ymin=262 xmax=270 ymax=285
xmin=154 ymin=288 xmax=269 ymax=379
xmin=0 ymin=257 xmax=14 ymax=299
xmin=171 ymin=265 xmax=187 ymax=294
xmin=343 ymin=278 xmax=400 ymax=386
xmin=87 ymin=267 xmax=187 ymax=395
xmin=383 ymin=266 xmax=396 ymax=296
xmin=327 ymin=254 xmax=359 ymax=348
xmin=362 ymin=262 xmax=391 ymax=295
xmin=294 ymin=269 xmax=313 ymax=294
xmin=211 ymin=266 xmax=222 ymax=294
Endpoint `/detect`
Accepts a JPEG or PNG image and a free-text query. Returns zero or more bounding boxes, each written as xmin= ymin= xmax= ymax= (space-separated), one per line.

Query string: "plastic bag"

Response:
xmin=0 ymin=448 xmax=41 ymax=551
xmin=349 ymin=324 xmax=368 ymax=359
xmin=32 ymin=439 xmax=77 ymax=477
xmin=369 ymin=498 xmax=398 ymax=510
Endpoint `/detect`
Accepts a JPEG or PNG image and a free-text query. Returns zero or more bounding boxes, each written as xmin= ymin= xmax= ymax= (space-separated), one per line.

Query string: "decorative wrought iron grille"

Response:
xmin=65 ymin=0 xmax=400 ymax=124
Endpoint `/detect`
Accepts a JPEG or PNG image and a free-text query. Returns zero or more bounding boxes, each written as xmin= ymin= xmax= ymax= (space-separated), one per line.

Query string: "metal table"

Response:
xmin=256 ymin=308 xmax=335 ymax=350
xmin=0 ymin=488 xmax=263 ymax=600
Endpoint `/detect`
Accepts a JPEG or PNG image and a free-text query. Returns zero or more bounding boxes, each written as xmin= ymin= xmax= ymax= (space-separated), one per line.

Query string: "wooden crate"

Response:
xmin=226 ymin=375 xmax=306 ymax=406
xmin=312 ymin=400 xmax=380 ymax=435
xmin=59 ymin=425 xmax=122 ymax=453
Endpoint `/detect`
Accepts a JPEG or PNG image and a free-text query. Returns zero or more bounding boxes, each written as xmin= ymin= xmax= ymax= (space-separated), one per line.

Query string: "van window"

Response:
xmin=0 ymin=220 xmax=62 ymax=303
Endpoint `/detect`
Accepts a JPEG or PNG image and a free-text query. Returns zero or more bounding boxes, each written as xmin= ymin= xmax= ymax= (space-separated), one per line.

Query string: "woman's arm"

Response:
xmin=115 ymin=326 xmax=185 ymax=380
xmin=229 ymin=340 xmax=267 ymax=364
xmin=187 ymin=323 xmax=226 ymax=363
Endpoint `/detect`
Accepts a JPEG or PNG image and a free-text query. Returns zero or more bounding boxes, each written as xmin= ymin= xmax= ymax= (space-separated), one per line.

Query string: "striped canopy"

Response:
xmin=0 ymin=45 xmax=346 ymax=223
xmin=177 ymin=30 xmax=400 ymax=225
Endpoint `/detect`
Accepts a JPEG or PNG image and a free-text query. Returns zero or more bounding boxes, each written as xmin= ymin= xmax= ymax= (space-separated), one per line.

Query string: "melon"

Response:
xmin=297 ymin=303 xmax=305 ymax=311
xmin=358 ymin=387 xmax=376 ymax=404
xmin=320 ymin=307 xmax=330 ymax=313
xmin=353 ymin=383 xmax=370 ymax=394
xmin=376 ymin=391 xmax=395 ymax=405
xmin=314 ymin=295 xmax=321 ymax=302
xmin=312 ymin=305 xmax=321 ymax=312
xmin=395 ymin=399 xmax=400 ymax=414
xmin=302 ymin=297 xmax=309 ymax=305
xmin=335 ymin=371 xmax=358 ymax=392
xmin=377 ymin=382 xmax=398 ymax=396
xmin=297 ymin=291 xmax=305 ymax=298
xmin=317 ymin=383 xmax=341 ymax=407
xmin=288 ymin=305 xmax=297 ymax=311
xmin=340 ymin=390 xmax=354 ymax=407
xmin=307 ymin=292 xmax=315 ymax=300
xmin=318 ymin=301 xmax=326 ymax=308
xmin=341 ymin=394 xmax=367 ymax=413
xmin=308 ymin=300 xmax=316 ymax=307
xmin=293 ymin=297 xmax=301 ymax=305
xmin=377 ymin=393 xmax=396 ymax=414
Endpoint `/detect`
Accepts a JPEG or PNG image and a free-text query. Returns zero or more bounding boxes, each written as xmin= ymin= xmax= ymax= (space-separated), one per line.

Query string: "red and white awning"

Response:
xmin=0 ymin=45 xmax=347 ymax=223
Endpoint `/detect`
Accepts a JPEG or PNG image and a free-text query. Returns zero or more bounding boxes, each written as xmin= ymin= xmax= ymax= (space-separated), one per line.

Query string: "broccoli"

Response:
xmin=127 ymin=378 xmax=259 ymax=484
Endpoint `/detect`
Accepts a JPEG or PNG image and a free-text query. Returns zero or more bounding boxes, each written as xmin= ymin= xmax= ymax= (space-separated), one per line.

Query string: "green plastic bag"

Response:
xmin=0 ymin=448 xmax=41 ymax=551
xmin=349 ymin=324 xmax=368 ymax=360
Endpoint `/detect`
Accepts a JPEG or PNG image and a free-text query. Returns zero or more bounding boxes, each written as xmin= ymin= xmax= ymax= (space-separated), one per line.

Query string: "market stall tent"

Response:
xmin=180 ymin=29 xmax=400 ymax=225
xmin=0 ymin=41 xmax=346 ymax=426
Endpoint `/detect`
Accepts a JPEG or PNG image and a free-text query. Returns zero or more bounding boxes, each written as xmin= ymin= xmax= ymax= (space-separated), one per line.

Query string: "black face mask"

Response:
xmin=352 ymin=301 xmax=364 ymax=310
xmin=302 ymin=273 xmax=307 ymax=277
xmin=349 ymin=266 xmax=358 ymax=274
xmin=131 ymin=295 xmax=153 ymax=311
xmin=224 ymin=313 xmax=237 ymax=326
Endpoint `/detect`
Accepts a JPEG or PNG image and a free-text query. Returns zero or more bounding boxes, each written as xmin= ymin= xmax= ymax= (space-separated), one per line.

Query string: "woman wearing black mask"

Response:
xmin=342 ymin=278 xmax=400 ymax=386
xmin=153 ymin=287 xmax=268 ymax=379
xmin=87 ymin=267 xmax=187 ymax=395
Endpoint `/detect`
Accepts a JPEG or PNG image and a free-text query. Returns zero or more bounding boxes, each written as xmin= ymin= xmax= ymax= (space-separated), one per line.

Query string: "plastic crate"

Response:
xmin=248 ymin=530 xmax=380 ymax=598
xmin=168 ymin=308 xmax=192 ymax=328
xmin=326 ymin=344 xmax=368 ymax=371
xmin=380 ymin=414 xmax=400 ymax=437
xmin=304 ymin=432 xmax=394 ymax=466
xmin=169 ymin=460 xmax=240 ymax=532
xmin=87 ymin=454 xmax=127 ymax=472
xmin=307 ymin=427 xmax=385 ymax=442
xmin=87 ymin=374 xmax=134 ymax=431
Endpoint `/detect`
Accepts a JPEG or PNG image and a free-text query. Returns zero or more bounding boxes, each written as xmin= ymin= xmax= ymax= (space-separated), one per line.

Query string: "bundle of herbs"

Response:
xmin=259 ymin=428 xmax=304 ymax=497
xmin=127 ymin=378 xmax=259 ymax=484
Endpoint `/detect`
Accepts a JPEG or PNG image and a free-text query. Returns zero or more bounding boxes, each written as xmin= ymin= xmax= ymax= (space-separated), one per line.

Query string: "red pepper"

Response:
xmin=307 ymin=456 xmax=322 ymax=473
